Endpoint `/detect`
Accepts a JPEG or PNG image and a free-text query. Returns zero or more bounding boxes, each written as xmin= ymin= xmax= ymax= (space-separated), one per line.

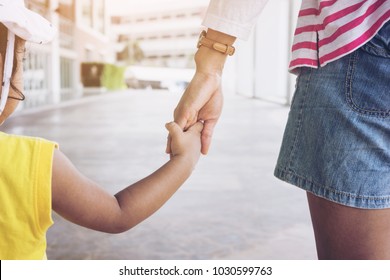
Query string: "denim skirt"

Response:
xmin=274 ymin=21 xmax=390 ymax=209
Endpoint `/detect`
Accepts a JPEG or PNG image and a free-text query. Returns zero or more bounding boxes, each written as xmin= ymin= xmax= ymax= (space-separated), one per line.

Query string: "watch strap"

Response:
xmin=197 ymin=30 xmax=235 ymax=56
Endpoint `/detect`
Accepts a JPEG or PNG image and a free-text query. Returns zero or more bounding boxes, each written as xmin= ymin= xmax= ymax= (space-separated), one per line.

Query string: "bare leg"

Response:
xmin=307 ymin=192 xmax=390 ymax=260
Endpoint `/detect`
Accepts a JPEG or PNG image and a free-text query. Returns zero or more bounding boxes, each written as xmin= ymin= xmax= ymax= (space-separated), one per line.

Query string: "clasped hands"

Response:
xmin=165 ymin=70 xmax=223 ymax=157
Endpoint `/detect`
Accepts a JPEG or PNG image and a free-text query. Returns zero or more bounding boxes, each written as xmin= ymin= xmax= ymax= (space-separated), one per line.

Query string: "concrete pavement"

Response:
xmin=2 ymin=90 xmax=317 ymax=260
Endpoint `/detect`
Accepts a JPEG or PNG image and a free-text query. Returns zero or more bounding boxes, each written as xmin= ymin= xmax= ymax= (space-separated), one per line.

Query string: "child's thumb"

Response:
xmin=165 ymin=122 xmax=182 ymax=137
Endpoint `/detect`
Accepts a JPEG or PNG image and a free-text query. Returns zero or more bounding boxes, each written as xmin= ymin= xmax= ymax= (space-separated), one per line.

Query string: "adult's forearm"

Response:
xmin=195 ymin=29 xmax=236 ymax=75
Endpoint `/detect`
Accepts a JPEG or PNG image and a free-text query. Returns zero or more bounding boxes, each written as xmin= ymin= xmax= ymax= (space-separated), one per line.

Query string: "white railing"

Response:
xmin=23 ymin=50 xmax=51 ymax=109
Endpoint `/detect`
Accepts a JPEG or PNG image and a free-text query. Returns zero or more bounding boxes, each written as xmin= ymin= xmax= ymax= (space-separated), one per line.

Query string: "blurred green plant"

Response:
xmin=81 ymin=62 xmax=127 ymax=90
xmin=101 ymin=64 xmax=127 ymax=90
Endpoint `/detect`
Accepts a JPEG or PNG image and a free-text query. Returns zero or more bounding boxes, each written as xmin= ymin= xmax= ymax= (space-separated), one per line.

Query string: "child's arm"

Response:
xmin=51 ymin=122 xmax=203 ymax=233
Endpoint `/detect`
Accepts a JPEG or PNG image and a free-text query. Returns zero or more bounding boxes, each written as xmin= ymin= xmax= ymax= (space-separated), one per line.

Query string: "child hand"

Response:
xmin=165 ymin=121 xmax=203 ymax=168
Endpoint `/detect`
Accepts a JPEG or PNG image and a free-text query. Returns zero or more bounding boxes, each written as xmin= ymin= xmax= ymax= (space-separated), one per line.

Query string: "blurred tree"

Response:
xmin=117 ymin=40 xmax=144 ymax=65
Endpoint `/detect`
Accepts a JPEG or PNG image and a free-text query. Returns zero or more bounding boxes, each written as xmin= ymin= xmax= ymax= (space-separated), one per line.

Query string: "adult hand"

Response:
xmin=172 ymin=71 xmax=223 ymax=155
xmin=166 ymin=29 xmax=236 ymax=155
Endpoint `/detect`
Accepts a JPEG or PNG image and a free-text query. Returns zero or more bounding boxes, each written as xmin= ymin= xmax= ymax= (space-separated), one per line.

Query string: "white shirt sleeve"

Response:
xmin=202 ymin=0 xmax=269 ymax=40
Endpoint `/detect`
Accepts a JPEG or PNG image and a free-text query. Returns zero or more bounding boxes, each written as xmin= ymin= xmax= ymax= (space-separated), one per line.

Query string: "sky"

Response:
xmin=109 ymin=0 xmax=210 ymax=16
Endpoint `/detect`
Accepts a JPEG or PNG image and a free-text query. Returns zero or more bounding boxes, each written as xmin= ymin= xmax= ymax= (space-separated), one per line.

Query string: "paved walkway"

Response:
xmin=3 ymin=90 xmax=317 ymax=260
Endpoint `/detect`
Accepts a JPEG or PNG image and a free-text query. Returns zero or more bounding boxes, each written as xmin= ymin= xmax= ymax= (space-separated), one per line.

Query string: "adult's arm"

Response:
xmin=203 ymin=0 xmax=269 ymax=40
xmin=171 ymin=0 xmax=269 ymax=155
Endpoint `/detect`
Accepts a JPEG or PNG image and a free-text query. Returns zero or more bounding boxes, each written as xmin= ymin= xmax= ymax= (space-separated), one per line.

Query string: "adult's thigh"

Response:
xmin=307 ymin=192 xmax=390 ymax=260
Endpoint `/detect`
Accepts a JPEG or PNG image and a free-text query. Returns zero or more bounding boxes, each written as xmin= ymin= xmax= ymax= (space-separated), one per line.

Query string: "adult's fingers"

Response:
xmin=200 ymin=120 xmax=217 ymax=155
xmin=165 ymin=135 xmax=172 ymax=154
xmin=174 ymin=107 xmax=198 ymax=131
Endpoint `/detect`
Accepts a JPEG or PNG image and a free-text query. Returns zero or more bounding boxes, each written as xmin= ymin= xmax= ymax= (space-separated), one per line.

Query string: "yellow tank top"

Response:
xmin=0 ymin=132 xmax=57 ymax=260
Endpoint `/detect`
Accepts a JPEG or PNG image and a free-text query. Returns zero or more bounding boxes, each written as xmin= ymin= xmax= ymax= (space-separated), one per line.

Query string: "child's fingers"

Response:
xmin=188 ymin=121 xmax=204 ymax=134
xmin=165 ymin=122 xmax=182 ymax=138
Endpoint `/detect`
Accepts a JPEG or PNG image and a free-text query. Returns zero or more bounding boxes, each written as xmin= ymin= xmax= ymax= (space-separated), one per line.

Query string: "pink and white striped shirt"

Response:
xmin=203 ymin=0 xmax=390 ymax=72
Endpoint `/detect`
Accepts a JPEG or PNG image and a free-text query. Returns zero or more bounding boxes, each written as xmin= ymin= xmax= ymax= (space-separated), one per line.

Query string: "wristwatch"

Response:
xmin=197 ymin=30 xmax=235 ymax=56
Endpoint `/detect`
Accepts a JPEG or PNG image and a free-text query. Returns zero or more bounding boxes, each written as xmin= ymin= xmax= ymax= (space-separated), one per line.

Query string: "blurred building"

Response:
xmin=111 ymin=1 xmax=208 ymax=68
xmin=20 ymin=0 xmax=301 ymax=111
xmin=22 ymin=0 xmax=114 ymax=110
xmin=225 ymin=0 xmax=301 ymax=103
xmin=111 ymin=0 xmax=300 ymax=104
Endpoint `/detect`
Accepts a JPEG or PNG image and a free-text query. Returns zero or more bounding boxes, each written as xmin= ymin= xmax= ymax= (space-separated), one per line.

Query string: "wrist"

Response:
xmin=195 ymin=29 xmax=236 ymax=75
xmin=194 ymin=47 xmax=226 ymax=75
xmin=197 ymin=30 xmax=235 ymax=56
xmin=169 ymin=153 xmax=199 ymax=173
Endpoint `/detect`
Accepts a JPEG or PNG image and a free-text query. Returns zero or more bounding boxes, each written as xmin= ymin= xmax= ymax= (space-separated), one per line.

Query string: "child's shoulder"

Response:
xmin=0 ymin=131 xmax=58 ymax=148
xmin=0 ymin=132 xmax=58 ymax=171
